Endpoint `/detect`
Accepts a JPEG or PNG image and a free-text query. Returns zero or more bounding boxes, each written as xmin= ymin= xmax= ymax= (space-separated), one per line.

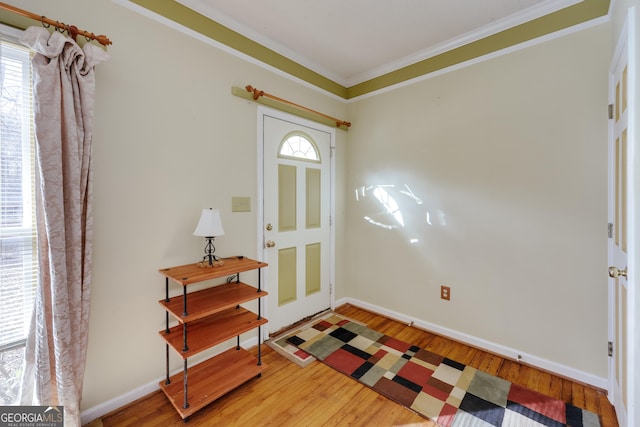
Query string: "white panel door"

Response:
xmin=261 ymin=110 xmax=333 ymax=333
xmin=608 ymin=12 xmax=635 ymax=427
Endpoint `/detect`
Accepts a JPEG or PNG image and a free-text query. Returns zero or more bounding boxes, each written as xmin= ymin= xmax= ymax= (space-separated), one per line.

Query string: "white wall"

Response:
xmin=345 ymin=23 xmax=610 ymax=378
xmin=0 ymin=0 xmax=348 ymax=413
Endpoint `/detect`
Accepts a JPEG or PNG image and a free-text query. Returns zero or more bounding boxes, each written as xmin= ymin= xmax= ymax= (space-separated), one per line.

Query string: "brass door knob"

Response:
xmin=608 ymin=266 xmax=628 ymax=278
xmin=266 ymin=240 xmax=276 ymax=248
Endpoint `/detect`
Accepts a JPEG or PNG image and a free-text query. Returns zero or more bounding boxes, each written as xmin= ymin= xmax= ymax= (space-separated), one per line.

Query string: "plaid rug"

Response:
xmin=283 ymin=314 xmax=601 ymax=427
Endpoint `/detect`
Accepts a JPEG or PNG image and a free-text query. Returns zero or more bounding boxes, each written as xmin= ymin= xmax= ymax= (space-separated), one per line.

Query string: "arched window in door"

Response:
xmin=278 ymin=132 xmax=320 ymax=163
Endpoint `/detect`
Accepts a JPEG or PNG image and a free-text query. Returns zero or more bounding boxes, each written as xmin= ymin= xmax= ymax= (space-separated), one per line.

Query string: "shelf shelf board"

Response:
xmin=159 ymin=281 xmax=267 ymax=323
xmin=159 ymin=347 xmax=265 ymax=419
xmin=159 ymin=257 xmax=268 ymax=286
xmin=160 ymin=307 xmax=268 ymax=358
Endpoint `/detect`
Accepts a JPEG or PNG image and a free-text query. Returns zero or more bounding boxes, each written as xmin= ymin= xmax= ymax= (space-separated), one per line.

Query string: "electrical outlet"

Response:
xmin=441 ymin=285 xmax=451 ymax=301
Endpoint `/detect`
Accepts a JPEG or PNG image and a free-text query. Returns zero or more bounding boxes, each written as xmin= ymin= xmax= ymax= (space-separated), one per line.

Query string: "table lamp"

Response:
xmin=193 ymin=208 xmax=225 ymax=267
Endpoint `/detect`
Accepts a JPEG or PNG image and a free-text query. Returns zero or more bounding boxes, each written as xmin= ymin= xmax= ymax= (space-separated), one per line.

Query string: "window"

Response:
xmin=0 ymin=32 xmax=36 ymax=404
xmin=278 ymin=132 xmax=320 ymax=162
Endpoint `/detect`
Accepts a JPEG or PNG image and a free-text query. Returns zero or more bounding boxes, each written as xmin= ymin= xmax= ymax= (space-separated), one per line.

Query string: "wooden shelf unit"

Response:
xmin=158 ymin=257 xmax=268 ymax=420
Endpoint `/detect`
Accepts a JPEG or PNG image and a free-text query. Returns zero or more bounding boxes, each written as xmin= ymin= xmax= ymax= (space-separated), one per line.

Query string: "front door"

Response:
xmin=261 ymin=109 xmax=334 ymax=333
xmin=607 ymin=14 xmax=632 ymax=427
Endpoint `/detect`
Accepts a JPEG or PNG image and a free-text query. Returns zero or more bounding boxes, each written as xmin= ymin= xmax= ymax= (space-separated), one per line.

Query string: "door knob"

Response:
xmin=266 ymin=240 xmax=276 ymax=248
xmin=608 ymin=266 xmax=627 ymax=278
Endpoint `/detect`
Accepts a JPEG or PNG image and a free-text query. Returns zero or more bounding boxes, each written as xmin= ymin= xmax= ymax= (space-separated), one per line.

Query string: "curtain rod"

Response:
xmin=245 ymin=85 xmax=351 ymax=129
xmin=0 ymin=1 xmax=112 ymax=46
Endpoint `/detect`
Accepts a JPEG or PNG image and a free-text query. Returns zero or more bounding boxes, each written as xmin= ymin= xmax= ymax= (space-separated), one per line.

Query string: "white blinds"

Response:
xmin=0 ymin=38 xmax=36 ymax=350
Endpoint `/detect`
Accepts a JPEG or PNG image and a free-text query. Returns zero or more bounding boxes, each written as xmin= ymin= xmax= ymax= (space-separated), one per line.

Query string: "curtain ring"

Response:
xmin=55 ymin=21 xmax=65 ymax=33
xmin=41 ymin=16 xmax=50 ymax=29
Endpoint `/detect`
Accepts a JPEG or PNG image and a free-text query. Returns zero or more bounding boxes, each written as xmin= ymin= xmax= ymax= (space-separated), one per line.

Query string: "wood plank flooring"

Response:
xmin=95 ymin=304 xmax=618 ymax=427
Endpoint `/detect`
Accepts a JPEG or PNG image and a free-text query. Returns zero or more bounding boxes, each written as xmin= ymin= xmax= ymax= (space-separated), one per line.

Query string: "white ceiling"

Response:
xmin=176 ymin=0 xmax=581 ymax=87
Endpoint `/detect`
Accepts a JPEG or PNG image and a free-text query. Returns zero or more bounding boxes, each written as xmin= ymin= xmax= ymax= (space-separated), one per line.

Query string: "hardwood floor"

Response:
xmin=95 ymin=304 xmax=618 ymax=426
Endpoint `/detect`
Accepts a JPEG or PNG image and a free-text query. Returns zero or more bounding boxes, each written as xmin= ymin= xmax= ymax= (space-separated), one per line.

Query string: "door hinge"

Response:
xmin=329 ymin=215 xmax=332 ymax=226
xmin=330 ymin=146 xmax=335 ymax=158
xmin=608 ymin=222 xmax=614 ymax=239
xmin=608 ymin=104 xmax=614 ymax=119
xmin=608 ymin=341 xmax=613 ymax=357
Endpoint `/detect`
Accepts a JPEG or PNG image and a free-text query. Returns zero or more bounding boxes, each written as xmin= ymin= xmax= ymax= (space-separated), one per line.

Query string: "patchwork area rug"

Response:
xmin=282 ymin=314 xmax=601 ymax=427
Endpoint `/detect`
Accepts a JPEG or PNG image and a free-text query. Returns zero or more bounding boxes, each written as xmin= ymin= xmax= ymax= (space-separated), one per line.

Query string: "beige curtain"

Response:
xmin=18 ymin=27 xmax=108 ymax=427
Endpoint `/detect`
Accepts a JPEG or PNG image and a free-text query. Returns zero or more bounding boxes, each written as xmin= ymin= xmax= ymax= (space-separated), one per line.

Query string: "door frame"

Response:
xmin=256 ymin=105 xmax=336 ymax=338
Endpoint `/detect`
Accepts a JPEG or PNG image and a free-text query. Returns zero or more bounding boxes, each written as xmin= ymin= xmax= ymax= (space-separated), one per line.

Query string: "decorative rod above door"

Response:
xmin=244 ymin=85 xmax=351 ymax=129
xmin=0 ymin=1 xmax=112 ymax=46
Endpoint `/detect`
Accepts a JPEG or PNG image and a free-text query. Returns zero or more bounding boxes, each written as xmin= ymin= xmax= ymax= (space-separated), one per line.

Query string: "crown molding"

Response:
xmin=345 ymin=0 xmax=583 ymax=87
xmin=118 ymin=0 xmax=610 ymax=99
xmin=175 ymin=0 xmax=348 ymax=86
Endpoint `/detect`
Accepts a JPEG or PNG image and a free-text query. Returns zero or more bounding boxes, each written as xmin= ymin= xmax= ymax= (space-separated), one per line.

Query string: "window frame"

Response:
xmin=277 ymin=131 xmax=321 ymax=163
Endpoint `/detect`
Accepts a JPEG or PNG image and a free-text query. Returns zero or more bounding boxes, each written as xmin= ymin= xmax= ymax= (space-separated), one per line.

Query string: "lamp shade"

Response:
xmin=193 ymin=208 xmax=225 ymax=237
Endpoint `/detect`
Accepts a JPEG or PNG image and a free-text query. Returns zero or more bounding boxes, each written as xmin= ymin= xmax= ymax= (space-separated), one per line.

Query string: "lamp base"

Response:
xmin=197 ymin=237 xmax=224 ymax=267
xmin=196 ymin=259 xmax=225 ymax=268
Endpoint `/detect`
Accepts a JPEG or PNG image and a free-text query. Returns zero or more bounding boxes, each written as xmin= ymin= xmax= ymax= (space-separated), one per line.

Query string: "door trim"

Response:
xmin=256 ymin=106 xmax=336 ymax=339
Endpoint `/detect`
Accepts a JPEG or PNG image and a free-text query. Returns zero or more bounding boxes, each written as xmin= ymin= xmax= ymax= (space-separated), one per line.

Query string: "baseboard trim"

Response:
xmin=335 ymin=297 xmax=608 ymax=391
xmin=80 ymin=336 xmax=260 ymax=425
xmin=80 ymin=378 xmax=159 ymax=425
